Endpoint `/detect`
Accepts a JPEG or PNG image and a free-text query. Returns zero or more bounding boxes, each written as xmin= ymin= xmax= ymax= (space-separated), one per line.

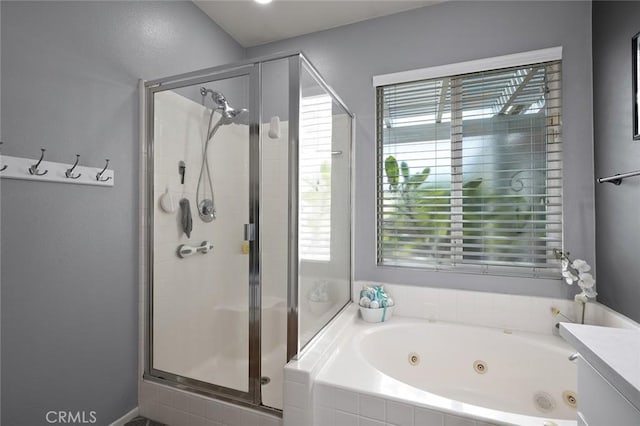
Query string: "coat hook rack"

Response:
xmin=0 ymin=145 xmax=114 ymax=187
xmin=96 ymin=159 xmax=111 ymax=182
xmin=65 ymin=154 xmax=82 ymax=179
xmin=597 ymin=169 xmax=640 ymax=185
xmin=28 ymin=148 xmax=48 ymax=176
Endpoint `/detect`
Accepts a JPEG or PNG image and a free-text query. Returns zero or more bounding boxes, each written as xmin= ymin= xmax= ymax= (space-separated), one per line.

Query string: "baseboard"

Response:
xmin=109 ymin=407 xmax=139 ymax=426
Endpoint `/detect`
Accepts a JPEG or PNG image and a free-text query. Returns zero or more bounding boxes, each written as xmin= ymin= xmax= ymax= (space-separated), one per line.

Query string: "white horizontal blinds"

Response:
xmin=377 ymin=61 xmax=563 ymax=277
xmin=299 ymin=94 xmax=333 ymax=261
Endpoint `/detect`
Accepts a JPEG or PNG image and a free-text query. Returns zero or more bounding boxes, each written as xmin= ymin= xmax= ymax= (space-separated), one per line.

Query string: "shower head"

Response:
xmin=220 ymin=106 xmax=249 ymax=125
xmin=200 ymin=88 xmax=249 ymax=125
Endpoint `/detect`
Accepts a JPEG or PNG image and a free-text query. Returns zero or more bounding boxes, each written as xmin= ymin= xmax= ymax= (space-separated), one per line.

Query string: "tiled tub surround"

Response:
xmin=283 ymin=282 xmax=640 ymax=426
xmin=352 ymin=282 xmax=639 ymax=334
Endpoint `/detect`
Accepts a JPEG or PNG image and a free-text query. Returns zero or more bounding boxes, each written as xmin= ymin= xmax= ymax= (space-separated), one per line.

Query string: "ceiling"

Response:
xmin=194 ymin=0 xmax=440 ymax=48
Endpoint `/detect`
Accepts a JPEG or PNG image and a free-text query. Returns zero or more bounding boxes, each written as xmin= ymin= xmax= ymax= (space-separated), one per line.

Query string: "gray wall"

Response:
xmin=0 ymin=1 xmax=3 ymax=418
xmin=250 ymin=1 xmax=595 ymax=298
xmin=0 ymin=2 xmax=2 ymax=416
xmin=592 ymin=1 xmax=640 ymax=323
xmin=0 ymin=2 xmax=243 ymax=425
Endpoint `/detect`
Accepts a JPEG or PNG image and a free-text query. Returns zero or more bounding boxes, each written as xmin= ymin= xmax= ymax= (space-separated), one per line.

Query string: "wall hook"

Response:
xmin=0 ymin=141 xmax=7 ymax=172
xmin=29 ymin=148 xmax=48 ymax=176
xmin=96 ymin=159 xmax=111 ymax=182
xmin=65 ymin=154 xmax=82 ymax=179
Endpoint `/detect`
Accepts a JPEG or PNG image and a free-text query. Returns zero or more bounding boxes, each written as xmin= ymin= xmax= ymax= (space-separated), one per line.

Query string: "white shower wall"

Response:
xmin=153 ymin=90 xmax=251 ymax=392
xmin=261 ymin=123 xmax=289 ymax=303
xmin=262 ymin=111 xmax=352 ymax=350
xmin=298 ymin=113 xmax=352 ymax=348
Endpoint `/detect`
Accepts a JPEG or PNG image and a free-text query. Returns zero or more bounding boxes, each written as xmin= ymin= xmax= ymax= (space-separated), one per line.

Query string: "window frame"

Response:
xmin=374 ymin=48 xmax=563 ymax=279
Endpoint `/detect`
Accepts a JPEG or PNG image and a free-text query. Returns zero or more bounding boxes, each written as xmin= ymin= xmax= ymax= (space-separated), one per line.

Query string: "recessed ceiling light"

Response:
xmin=255 ymin=0 xmax=272 ymax=4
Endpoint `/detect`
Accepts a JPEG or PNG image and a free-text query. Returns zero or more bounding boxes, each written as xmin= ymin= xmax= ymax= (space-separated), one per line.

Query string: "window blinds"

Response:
xmin=299 ymin=95 xmax=333 ymax=261
xmin=376 ymin=61 xmax=562 ymax=277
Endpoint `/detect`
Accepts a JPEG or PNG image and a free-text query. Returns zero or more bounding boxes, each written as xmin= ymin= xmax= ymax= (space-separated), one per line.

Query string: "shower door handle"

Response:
xmin=244 ymin=224 xmax=255 ymax=241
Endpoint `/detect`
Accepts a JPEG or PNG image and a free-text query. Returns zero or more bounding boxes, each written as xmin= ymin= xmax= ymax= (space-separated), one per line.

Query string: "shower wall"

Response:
xmin=261 ymin=113 xmax=352 ymax=348
xmin=260 ymin=130 xmax=288 ymax=303
xmin=298 ymin=112 xmax=352 ymax=348
xmin=258 ymin=59 xmax=353 ymax=354
xmin=260 ymin=120 xmax=289 ymax=410
xmin=153 ymin=90 xmax=250 ymax=391
xmin=152 ymin=88 xmax=292 ymax=410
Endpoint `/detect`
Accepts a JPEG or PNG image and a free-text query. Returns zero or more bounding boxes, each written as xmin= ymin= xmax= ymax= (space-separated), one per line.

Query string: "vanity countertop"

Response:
xmin=560 ymin=323 xmax=640 ymax=410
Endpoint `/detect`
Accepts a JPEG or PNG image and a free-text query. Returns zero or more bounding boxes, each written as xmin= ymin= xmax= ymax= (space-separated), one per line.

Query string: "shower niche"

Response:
xmin=143 ymin=53 xmax=353 ymax=413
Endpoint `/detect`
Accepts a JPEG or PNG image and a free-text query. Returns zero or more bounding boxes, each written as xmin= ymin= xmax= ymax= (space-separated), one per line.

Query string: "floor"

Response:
xmin=124 ymin=416 xmax=167 ymax=426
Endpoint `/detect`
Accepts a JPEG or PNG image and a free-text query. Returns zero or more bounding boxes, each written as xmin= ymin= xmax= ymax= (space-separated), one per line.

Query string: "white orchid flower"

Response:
xmin=561 ymin=259 xmax=569 ymax=271
xmin=578 ymin=272 xmax=595 ymax=289
xmin=562 ymin=270 xmax=577 ymax=284
xmin=572 ymin=259 xmax=591 ymax=273
xmin=574 ymin=292 xmax=589 ymax=303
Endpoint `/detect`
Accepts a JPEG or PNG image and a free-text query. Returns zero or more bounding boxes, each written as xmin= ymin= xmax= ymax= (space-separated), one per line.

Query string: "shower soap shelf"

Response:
xmin=0 ymin=154 xmax=114 ymax=187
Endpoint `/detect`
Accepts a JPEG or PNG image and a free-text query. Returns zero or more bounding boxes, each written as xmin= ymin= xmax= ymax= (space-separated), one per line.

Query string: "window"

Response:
xmin=376 ymin=57 xmax=562 ymax=277
xmin=299 ymin=94 xmax=333 ymax=261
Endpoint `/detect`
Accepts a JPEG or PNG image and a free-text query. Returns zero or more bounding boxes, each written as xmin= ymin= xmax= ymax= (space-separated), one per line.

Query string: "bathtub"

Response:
xmin=312 ymin=308 xmax=578 ymax=426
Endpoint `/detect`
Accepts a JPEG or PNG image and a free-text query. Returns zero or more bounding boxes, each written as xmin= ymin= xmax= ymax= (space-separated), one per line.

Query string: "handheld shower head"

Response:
xmin=220 ymin=106 xmax=249 ymax=125
xmin=196 ymin=87 xmax=249 ymax=224
xmin=200 ymin=88 xmax=249 ymax=125
xmin=200 ymin=87 xmax=249 ymax=125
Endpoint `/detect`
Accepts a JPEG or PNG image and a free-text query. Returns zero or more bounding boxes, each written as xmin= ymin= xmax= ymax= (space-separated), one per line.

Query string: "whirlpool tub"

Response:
xmin=313 ymin=309 xmax=578 ymax=426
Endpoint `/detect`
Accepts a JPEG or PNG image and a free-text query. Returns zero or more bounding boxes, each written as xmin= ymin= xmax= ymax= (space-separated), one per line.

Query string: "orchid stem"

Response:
xmin=551 ymin=307 xmax=575 ymax=323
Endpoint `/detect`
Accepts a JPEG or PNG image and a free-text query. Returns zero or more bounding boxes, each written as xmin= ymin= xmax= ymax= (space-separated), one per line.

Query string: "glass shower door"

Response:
xmin=149 ymin=69 xmax=256 ymax=398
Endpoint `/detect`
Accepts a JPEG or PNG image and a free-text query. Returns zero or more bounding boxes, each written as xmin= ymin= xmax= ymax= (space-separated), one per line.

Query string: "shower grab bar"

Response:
xmin=176 ymin=241 xmax=214 ymax=259
xmin=597 ymin=169 xmax=640 ymax=185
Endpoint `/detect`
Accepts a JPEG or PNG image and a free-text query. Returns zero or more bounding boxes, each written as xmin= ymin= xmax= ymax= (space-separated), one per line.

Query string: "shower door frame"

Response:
xmin=142 ymin=51 xmax=355 ymax=413
xmin=143 ymin=63 xmax=265 ymax=409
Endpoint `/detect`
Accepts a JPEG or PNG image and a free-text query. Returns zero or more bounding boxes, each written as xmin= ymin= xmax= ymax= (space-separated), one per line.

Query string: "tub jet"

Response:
xmin=534 ymin=391 xmax=557 ymax=412
xmin=562 ymin=390 xmax=578 ymax=408
xmin=473 ymin=360 xmax=488 ymax=374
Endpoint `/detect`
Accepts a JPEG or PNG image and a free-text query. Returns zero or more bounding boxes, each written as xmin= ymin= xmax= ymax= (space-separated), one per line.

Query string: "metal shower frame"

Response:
xmin=142 ymin=51 xmax=355 ymax=413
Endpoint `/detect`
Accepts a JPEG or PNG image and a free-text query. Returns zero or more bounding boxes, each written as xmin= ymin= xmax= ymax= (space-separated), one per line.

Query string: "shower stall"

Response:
xmin=142 ymin=52 xmax=353 ymax=413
